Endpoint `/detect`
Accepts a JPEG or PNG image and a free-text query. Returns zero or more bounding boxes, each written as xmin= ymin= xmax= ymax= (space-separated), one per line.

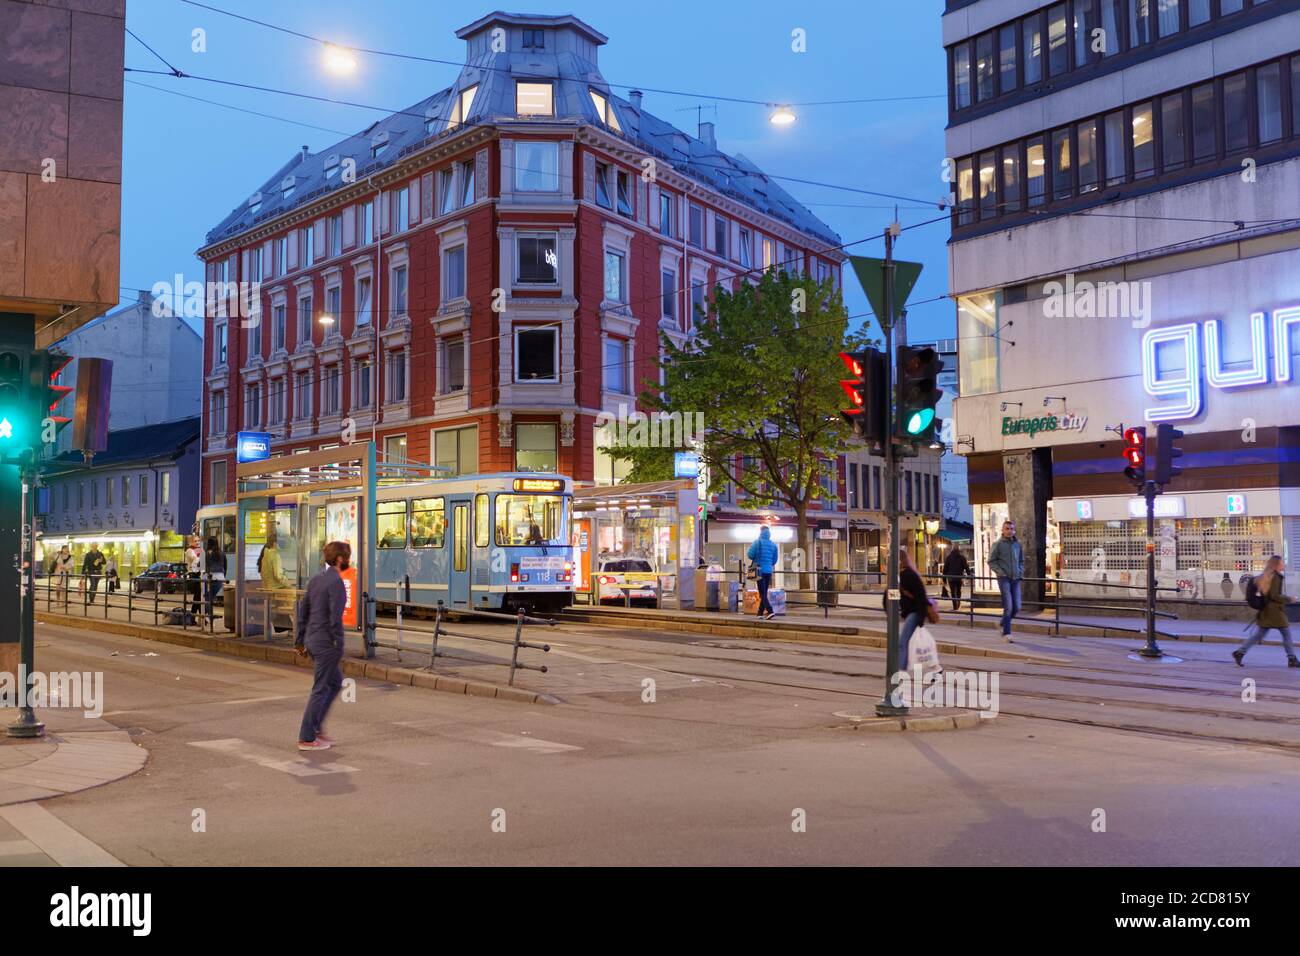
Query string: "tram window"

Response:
xmin=410 ymin=497 xmax=445 ymax=548
xmin=377 ymin=501 xmax=407 ymax=548
xmin=453 ymin=504 xmax=468 ymax=572
xmin=474 ymin=494 xmax=489 ymax=548
xmin=495 ymin=494 xmax=565 ymax=546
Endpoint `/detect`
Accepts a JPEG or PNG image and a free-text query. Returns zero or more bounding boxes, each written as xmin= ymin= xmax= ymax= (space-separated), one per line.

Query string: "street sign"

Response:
xmin=674 ymin=451 xmax=700 ymax=478
xmin=236 ymin=431 xmax=273 ymax=463
xmin=817 ymin=528 xmax=839 ymax=540
xmin=849 ymin=255 xmax=924 ymax=328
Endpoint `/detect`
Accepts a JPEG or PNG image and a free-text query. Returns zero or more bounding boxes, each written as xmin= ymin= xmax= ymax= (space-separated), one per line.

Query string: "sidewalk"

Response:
xmin=0 ymin=709 xmax=147 ymax=808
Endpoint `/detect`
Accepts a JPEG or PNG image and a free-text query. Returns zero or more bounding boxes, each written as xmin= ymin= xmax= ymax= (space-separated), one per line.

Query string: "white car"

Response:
xmin=596 ymin=558 xmax=658 ymax=606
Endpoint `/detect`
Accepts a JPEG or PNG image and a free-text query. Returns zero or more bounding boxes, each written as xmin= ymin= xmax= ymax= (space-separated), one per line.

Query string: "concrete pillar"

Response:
xmin=1002 ymin=449 xmax=1052 ymax=607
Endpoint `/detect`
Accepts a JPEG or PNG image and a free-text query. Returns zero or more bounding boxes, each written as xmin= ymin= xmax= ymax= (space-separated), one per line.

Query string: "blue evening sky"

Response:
xmin=120 ymin=0 xmax=951 ymax=345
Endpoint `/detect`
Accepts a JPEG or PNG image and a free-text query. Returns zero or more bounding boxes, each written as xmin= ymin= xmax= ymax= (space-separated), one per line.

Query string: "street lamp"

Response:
xmin=768 ymin=104 xmax=797 ymax=126
xmin=323 ymin=43 xmax=357 ymax=74
xmin=318 ymin=313 xmax=335 ymax=328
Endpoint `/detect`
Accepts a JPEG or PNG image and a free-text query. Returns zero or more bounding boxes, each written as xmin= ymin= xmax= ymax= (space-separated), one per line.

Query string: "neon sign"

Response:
xmin=1142 ymin=306 xmax=1300 ymax=421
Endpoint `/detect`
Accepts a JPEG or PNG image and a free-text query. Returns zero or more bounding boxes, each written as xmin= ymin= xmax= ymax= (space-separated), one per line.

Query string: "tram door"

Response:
xmin=448 ymin=497 xmax=471 ymax=607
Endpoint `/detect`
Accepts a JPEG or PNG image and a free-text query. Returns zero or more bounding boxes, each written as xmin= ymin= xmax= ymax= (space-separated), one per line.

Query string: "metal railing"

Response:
xmin=367 ymin=590 xmax=552 ymax=686
xmin=39 ymin=570 xmax=227 ymax=634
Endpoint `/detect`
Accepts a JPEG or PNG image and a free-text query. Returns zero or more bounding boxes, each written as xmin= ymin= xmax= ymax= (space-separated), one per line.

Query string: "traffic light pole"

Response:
xmin=1140 ymin=480 xmax=1163 ymax=659
xmin=876 ymin=225 xmax=907 ymax=716
xmin=8 ymin=451 xmax=43 ymax=737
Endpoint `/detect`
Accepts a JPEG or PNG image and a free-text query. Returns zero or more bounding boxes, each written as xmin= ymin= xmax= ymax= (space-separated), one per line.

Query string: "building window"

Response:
xmin=434 ymin=425 xmax=478 ymax=476
xmin=443 ymin=245 xmax=466 ymax=302
xmin=1073 ymin=0 xmax=1095 ymax=69
xmin=442 ymin=335 xmax=466 ymax=393
xmin=1099 ymin=0 xmax=1123 ymax=56
xmin=215 ymin=322 xmax=227 ymax=366
xmin=589 ymin=89 xmax=621 ymax=131
xmin=659 ymin=191 xmax=675 ymax=237
xmin=439 ymin=167 xmax=455 ymax=215
xmin=604 ymin=250 xmax=624 ymax=302
xmin=957 ymin=293 xmax=999 ymax=396
xmin=1161 ymin=93 xmax=1186 ymax=172
xmin=271 ymin=303 xmax=286 ymax=351
xmin=975 ymin=31 xmax=995 ymax=101
xmin=1156 ymin=0 xmax=1180 ymax=38
xmin=1129 ymin=0 xmax=1153 ymax=47
xmin=691 ymin=281 xmax=706 ymax=322
xmin=384 ymin=434 xmax=407 ymax=465
xmin=1002 ymin=146 xmax=1021 ymax=212
xmin=269 ymin=377 xmax=286 ymax=424
xmin=1047 ymin=4 xmax=1068 ymax=76
xmin=517 ymin=234 xmax=558 ymax=284
xmin=604 ymin=338 xmax=629 ymax=394
xmin=1023 ymin=14 xmax=1042 ymax=85
xmin=390 ymin=265 xmax=408 ymax=320
xmin=515 ymin=328 xmax=557 ymax=382
xmin=516 ymin=81 xmax=553 ymax=117
xmin=295 ymin=370 xmax=311 ymax=419
xmin=1077 ymin=119 xmax=1099 ymax=192
xmin=1222 ymin=73 xmax=1249 ymax=152
xmin=210 ymin=460 xmax=227 ymax=505
xmin=978 ymin=149 xmax=998 ymax=218
xmin=356 ymin=277 xmax=372 ymax=327
xmin=210 ymin=390 xmax=226 ymax=434
xmin=999 ymin=23 xmax=1017 ymax=93
xmin=713 ymin=214 xmax=728 ymax=257
xmin=515 ymin=141 xmax=559 ymax=191
xmin=245 ymin=384 xmax=261 ymax=428
xmin=953 ymin=43 xmax=971 ymax=109
xmin=688 ymin=204 xmax=703 ymax=247
xmin=360 ymin=201 xmax=373 ymax=245
xmin=616 ymin=170 xmax=632 ymax=217
xmin=460 ymin=159 xmax=475 ymax=206
xmin=957 ymin=157 xmax=975 ymax=224
xmin=762 ymin=237 xmax=775 ymax=270
xmin=322 ymin=365 xmax=341 ymax=415
xmin=1104 ymin=110 xmax=1128 ymax=184
xmin=1258 ymin=62 xmax=1283 ymax=144
xmin=275 ymin=237 xmax=287 ymax=274
xmin=355 ymin=358 xmax=372 ymax=407
xmin=386 ymin=351 xmax=406 ymax=403
xmin=396 ymin=187 xmax=409 ymax=232
xmin=1025 ymin=137 xmax=1046 ymax=206
xmin=446 ymin=84 xmax=478 ymax=130
xmin=514 ymin=423 xmax=557 ymax=473
xmin=737 ymin=228 xmax=752 ymax=268
xmin=301 ymin=226 xmax=313 ymax=268
xmin=522 ymin=28 xmax=545 ymax=50
xmin=661 ymin=270 xmax=677 ymax=322
xmin=1132 ymin=101 xmax=1155 ymax=177
xmin=328 ymin=214 xmax=342 ymax=258
xmin=140 ymin=474 xmax=148 ymax=505
xmin=594 ymin=162 xmax=613 ymax=209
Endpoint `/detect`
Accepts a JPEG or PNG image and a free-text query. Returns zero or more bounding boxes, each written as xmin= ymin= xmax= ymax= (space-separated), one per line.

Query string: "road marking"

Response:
xmin=221 ymin=695 xmax=294 ymax=706
xmin=0 ymin=838 xmax=40 ymax=858
xmin=188 ymin=738 xmax=360 ymax=777
xmin=0 ymin=803 xmax=125 ymax=867
xmin=484 ymin=731 xmax=581 ymax=755
xmin=391 ymin=722 xmax=581 ymax=754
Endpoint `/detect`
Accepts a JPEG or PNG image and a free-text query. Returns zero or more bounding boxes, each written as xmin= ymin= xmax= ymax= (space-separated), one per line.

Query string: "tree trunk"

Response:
xmin=795 ymin=504 xmax=812 ymax=595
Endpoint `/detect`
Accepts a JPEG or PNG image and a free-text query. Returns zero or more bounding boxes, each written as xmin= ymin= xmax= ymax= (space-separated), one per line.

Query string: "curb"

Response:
xmin=841 ymin=710 xmax=988 ymax=733
xmin=35 ymin=612 xmax=557 ymax=706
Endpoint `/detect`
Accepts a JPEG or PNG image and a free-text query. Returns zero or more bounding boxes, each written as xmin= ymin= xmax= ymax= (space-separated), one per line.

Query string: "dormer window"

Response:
xmin=446 ymin=84 xmax=478 ymax=132
xmin=589 ymin=89 xmax=622 ymax=132
xmin=324 ymin=155 xmax=340 ymax=179
xmin=248 ymin=191 xmax=262 ymax=214
xmin=516 ymin=81 xmax=553 ymax=117
xmin=522 ymin=28 xmax=545 ymax=50
xmin=280 ymin=176 xmax=297 ymax=200
xmin=370 ymin=132 xmax=390 ymax=158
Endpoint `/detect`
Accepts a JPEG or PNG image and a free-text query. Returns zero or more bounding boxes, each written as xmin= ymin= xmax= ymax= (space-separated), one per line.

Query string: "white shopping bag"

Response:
xmin=907 ymin=626 xmax=942 ymax=675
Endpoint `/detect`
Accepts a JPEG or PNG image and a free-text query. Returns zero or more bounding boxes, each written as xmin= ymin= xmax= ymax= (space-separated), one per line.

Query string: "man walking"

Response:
xmin=746 ymin=525 xmax=779 ymax=620
xmin=295 ymin=541 xmax=351 ymax=751
xmin=941 ymin=541 xmax=971 ymax=611
xmin=988 ymin=520 xmax=1023 ymax=642
xmin=82 ymin=544 xmax=106 ymax=605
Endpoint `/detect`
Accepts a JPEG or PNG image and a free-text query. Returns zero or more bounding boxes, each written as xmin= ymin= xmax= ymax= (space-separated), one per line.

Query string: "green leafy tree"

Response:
xmin=603 ymin=268 xmax=873 ymax=589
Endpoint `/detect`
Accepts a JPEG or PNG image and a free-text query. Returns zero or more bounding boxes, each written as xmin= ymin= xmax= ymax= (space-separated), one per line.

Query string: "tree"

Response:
xmin=603 ymin=267 xmax=873 ymax=590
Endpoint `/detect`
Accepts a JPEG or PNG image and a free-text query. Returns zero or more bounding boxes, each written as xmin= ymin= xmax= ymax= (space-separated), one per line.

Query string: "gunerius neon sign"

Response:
xmin=1142 ymin=305 xmax=1300 ymax=421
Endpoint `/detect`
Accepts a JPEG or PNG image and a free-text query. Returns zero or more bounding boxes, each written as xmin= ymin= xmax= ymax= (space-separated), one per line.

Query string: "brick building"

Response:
xmin=198 ymin=12 xmax=848 ymax=545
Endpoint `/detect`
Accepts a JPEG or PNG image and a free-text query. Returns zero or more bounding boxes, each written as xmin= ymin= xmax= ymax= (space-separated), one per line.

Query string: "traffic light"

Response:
xmin=31 ymin=349 xmax=73 ymax=451
xmin=895 ymin=345 xmax=943 ymax=445
xmin=1122 ymin=426 xmax=1146 ymax=486
xmin=0 ymin=349 xmax=30 ymax=457
xmin=1154 ymin=422 xmax=1184 ymax=485
xmin=839 ymin=348 xmax=887 ymax=447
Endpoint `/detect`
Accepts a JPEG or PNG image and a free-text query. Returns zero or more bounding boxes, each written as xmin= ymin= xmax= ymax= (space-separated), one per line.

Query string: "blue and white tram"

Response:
xmin=372 ymin=473 xmax=575 ymax=614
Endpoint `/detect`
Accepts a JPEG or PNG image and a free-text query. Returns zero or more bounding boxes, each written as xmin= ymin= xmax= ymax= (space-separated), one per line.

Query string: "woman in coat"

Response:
xmin=1233 ymin=555 xmax=1298 ymax=668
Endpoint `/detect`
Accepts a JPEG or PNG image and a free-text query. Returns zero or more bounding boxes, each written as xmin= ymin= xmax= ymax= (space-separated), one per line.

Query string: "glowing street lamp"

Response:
xmin=318 ymin=313 xmax=335 ymax=327
xmin=323 ymin=43 xmax=357 ymax=75
xmin=768 ymin=104 xmax=797 ymax=126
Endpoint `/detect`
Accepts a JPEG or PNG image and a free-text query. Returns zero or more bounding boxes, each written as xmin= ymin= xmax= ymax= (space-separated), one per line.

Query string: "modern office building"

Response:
xmin=945 ymin=0 xmax=1300 ymax=602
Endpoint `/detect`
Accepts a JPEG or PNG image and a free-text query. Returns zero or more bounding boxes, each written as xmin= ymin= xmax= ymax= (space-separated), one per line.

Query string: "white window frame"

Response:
xmin=440 ymin=334 xmax=467 ymax=395
xmin=442 ymin=244 xmax=467 ymax=303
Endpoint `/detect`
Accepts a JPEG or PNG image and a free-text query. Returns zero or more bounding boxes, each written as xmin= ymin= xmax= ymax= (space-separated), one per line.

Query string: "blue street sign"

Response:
xmin=674 ymin=451 xmax=700 ymax=478
xmin=236 ymin=431 xmax=273 ymax=463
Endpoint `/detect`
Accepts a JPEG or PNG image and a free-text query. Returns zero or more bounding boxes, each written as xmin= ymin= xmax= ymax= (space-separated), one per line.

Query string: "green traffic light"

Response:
xmin=906 ymin=408 xmax=935 ymax=435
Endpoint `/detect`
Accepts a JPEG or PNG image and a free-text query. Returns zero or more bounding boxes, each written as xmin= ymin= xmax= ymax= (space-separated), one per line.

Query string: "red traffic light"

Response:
xmin=840 ymin=381 xmax=865 ymax=408
xmin=839 ymin=351 xmax=863 ymax=377
xmin=1124 ymin=446 xmax=1144 ymax=467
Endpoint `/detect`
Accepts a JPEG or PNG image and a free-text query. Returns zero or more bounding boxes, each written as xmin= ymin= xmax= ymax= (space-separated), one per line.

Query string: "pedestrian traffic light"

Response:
xmin=895 ymin=345 xmax=943 ymax=445
xmin=839 ymin=348 xmax=887 ymax=447
xmin=1122 ymin=426 xmax=1146 ymax=486
xmin=31 ymin=349 xmax=73 ymax=451
xmin=1154 ymin=422 xmax=1184 ymax=486
xmin=0 ymin=350 xmax=30 ymax=457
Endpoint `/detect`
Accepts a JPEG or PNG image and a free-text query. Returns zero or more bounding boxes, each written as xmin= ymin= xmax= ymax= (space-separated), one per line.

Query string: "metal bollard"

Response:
xmin=508 ymin=607 xmax=525 ymax=686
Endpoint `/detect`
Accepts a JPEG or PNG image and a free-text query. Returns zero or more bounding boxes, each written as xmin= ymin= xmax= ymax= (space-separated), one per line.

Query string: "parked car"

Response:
xmin=595 ymin=557 xmax=658 ymax=606
xmin=133 ymin=562 xmax=190 ymax=595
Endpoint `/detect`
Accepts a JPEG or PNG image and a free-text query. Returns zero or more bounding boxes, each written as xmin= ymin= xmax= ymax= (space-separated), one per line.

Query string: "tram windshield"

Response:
xmin=495 ymin=494 xmax=567 ymax=546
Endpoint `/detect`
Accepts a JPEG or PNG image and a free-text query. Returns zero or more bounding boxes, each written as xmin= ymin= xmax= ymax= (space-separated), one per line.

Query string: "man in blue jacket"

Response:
xmin=294 ymin=541 xmax=351 ymax=751
xmin=747 ymin=526 xmax=780 ymax=620
xmin=988 ymin=519 xmax=1024 ymax=642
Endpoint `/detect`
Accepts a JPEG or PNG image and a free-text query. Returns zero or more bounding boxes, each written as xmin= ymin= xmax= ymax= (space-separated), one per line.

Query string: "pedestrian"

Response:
xmin=988 ymin=519 xmax=1024 ymax=642
xmin=1233 ymin=555 xmax=1299 ymax=668
xmin=204 ymin=536 xmax=226 ymax=622
xmin=295 ymin=541 xmax=351 ymax=751
xmin=186 ymin=536 xmax=204 ymax=615
xmin=54 ymin=546 xmax=72 ymax=604
xmin=746 ymin=526 xmax=779 ymax=620
xmin=104 ymin=553 xmax=119 ymax=594
xmin=942 ymin=541 xmax=971 ymax=611
xmin=898 ymin=546 xmax=930 ymax=671
xmin=82 ymin=544 xmax=106 ymax=605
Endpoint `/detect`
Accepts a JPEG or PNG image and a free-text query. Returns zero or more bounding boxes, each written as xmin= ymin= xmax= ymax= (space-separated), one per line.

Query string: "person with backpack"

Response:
xmin=82 ymin=545 xmax=106 ymax=605
xmin=1233 ymin=555 xmax=1298 ymax=668
xmin=987 ymin=519 xmax=1023 ymax=642
xmin=746 ymin=526 xmax=779 ymax=620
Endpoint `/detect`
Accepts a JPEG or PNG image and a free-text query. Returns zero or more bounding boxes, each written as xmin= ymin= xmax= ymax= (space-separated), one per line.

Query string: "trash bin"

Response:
xmin=816 ymin=571 xmax=838 ymax=608
xmin=223 ymin=583 xmax=237 ymax=633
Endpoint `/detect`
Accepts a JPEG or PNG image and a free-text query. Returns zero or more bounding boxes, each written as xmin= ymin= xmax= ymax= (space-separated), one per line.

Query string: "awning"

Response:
xmin=937 ymin=522 xmax=974 ymax=542
xmin=573 ymin=479 xmax=693 ymax=512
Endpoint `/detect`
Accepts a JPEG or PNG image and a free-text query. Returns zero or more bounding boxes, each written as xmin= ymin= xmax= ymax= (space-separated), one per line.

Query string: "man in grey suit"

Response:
xmin=295 ymin=541 xmax=351 ymax=751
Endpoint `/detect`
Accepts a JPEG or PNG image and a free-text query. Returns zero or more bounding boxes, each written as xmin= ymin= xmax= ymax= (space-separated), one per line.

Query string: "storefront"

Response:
xmin=34 ymin=530 xmax=184 ymax=580
xmin=572 ymin=479 xmax=697 ymax=608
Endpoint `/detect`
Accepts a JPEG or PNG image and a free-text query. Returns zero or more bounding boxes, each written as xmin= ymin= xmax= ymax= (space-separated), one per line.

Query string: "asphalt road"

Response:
xmin=7 ymin=618 xmax=1300 ymax=866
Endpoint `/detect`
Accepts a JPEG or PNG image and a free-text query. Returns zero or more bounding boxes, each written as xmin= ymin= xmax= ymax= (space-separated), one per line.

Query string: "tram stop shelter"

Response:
xmin=572 ymin=479 xmax=697 ymax=609
xmin=233 ymin=442 xmax=439 ymax=657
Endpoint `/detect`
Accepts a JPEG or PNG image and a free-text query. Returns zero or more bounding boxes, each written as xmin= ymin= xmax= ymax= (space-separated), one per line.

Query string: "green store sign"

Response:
xmin=1002 ymin=413 xmax=1088 ymax=438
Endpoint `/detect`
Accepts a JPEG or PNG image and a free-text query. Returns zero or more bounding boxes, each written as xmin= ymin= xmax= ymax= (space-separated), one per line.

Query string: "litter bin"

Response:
xmin=695 ymin=565 xmax=723 ymax=612
xmin=223 ymin=583 xmax=237 ymax=633
xmin=816 ymin=571 xmax=838 ymax=608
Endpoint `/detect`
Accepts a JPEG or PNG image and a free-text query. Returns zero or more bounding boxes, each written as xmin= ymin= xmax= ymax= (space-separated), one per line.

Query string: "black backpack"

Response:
xmin=1245 ymin=576 xmax=1266 ymax=611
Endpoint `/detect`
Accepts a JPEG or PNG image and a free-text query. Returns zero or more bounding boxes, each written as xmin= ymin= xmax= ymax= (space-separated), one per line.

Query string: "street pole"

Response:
xmin=876 ymin=223 xmax=907 ymax=716
xmin=1139 ymin=480 xmax=1163 ymax=658
xmin=8 ymin=450 xmax=44 ymax=738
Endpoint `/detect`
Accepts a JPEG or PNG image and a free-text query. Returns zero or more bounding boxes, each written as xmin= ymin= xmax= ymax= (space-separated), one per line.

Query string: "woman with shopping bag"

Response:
xmin=897 ymin=547 xmax=937 ymax=676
